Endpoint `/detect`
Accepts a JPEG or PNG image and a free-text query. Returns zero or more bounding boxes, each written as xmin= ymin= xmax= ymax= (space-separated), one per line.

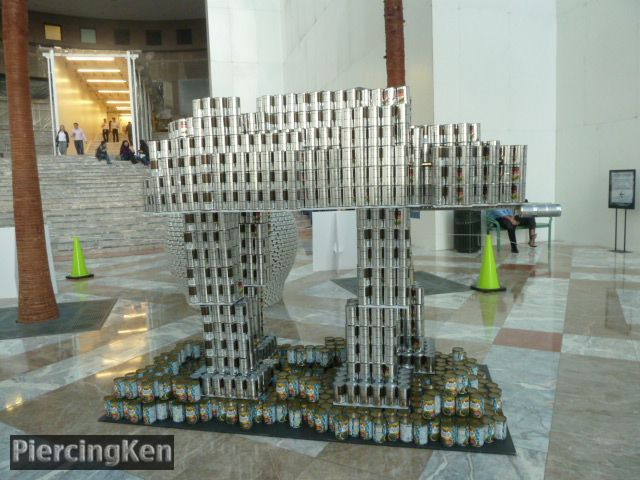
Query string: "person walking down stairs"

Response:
xmin=56 ymin=125 xmax=69 ymax=155
xmin=95 ymin=140 xmax=112 ymax=165
xmin=71 ymin=122 xmax=86 ymax=155
xmin=101 ymin=118 xmax=109 ymax=142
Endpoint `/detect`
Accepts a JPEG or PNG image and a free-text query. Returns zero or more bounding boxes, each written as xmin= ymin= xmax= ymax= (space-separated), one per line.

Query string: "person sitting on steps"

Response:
xmin=488 ymin=208 xmax=537 ymax=253
xmin=95 ymin=140 xmax=112 ymax=165
xmin=119 ymin=140 xmax=135 ymax=161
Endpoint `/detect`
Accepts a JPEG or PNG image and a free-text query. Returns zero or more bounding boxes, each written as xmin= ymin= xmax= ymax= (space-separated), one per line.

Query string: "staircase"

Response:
xmin=0 ymin=154 xmax=167 ymax=258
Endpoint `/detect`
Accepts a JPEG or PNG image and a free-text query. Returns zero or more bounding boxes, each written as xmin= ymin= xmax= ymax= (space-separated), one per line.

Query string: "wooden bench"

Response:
xmin=487 ymin=216 xmax=553 ymax=251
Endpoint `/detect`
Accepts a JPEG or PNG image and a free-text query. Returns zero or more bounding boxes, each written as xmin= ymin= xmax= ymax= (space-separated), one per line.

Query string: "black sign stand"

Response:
xmin=609 ymin=170 xmax=635 ymax=253
xmin=610 ymin=208 xmax=631 ymax=253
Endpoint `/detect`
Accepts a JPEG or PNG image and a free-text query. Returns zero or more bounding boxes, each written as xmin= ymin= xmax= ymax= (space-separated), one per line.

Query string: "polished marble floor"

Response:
xmin=1 ymin=233 xmax=639 ymax=479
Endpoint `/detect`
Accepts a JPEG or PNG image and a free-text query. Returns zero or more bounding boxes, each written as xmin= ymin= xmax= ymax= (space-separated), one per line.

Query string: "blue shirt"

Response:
xmin=488 ymin=209 xmax=514 ymax=221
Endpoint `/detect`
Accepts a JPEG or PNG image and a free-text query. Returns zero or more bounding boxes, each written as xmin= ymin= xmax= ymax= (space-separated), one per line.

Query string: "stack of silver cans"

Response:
xmin=143 ymin=85 xmax=529 ymax=402
xmin=182 ymin=210 xmax=276 ymax=399
xmin=332 ymin=208 xmax=430 ymax=408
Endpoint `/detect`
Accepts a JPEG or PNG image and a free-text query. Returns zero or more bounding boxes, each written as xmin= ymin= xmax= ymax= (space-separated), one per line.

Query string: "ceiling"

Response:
xmin=28 ymin=0 xmax=206 ymax=21
xmin=62 ymin=55 xmax=131 ymax=114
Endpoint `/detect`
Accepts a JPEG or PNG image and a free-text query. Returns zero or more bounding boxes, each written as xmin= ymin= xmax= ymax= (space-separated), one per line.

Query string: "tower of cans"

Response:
xmin=143 ymin=86 xmax=527 ymax=403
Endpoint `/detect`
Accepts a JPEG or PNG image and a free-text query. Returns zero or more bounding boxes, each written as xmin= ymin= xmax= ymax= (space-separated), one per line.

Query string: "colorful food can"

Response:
xmin=306 ymin=378 xmax=320 ymax=403
xmin=483 ymin=416 xmax=494 ymax=443
xmin=288 ymin=402 xmax=303 ymax=429
xmin=334 ymin=414 xmax=349 ymax=440
xmin=127 ymin=400 xmax=142 ymax=424
xmin=276 ymin=378 xmax=288 ymax=400
xmin=298 ymin=377 xmax=308 ymax=399
xmin=412 ymin=415 xmax=428 ymax=446
xmin=198 ymin=399 xmax=212 ymax=422
xmin=454 ymin=419 xmax=469 ymax=447
xmin=225 ymin=401 xmax=238 ymax=425
xmin=173 ymin=379 xmax=187 ymax=402
xmin=185 ymin=402 xmax=199 ymax=424
xmin=440 ymin=419 xmax=454 ymax=447
xmin=253 ymin=400 xmax=263 ymax=423
xmin=467 ymin=375 xmax=479 ymax=391
xmin=433 ymin=390 xmax=442 ymax=416
xmin=454 ymin=369 xmax=468 ymax=394
xmin=314 ymin=408 xmax=329 ymax=433
xmin=124 ymin=375 xmax=138 ymax=399
xmin=187 ymin=380 xmax=202 ymax=403
xmin=444 ymin=372 xmax=458 ymax=395
xmin=171 ymin=402 xmax=185 ymax=423
xmin=469 ymin=393 xmax=485 ymax=418
xmin=104 ymin=396 xmax=123 ymax=421
xmin=318 ymin=348 xmax=331 ymax=367
xmin=287 ymin=375 xmax=300 ymax=398
xmin=156 ymin=400 xmax=169 ymax=421
xmin=428 ymin=416 xmax=441 ymax=442
xmin=469 ymin=420 xmax=486 ymax=448
xmin=359 ymin=414 xmax=373 ymax=440
xmin=456 ymin=393 xmax=470 ymax=417
xmin=143 ymin=402 xmax=157 ymax=425
xmin=113 ymin=378 xmax=126 ymax=399
xmin=372 ymin=416 xmax=386 ymax=444
xmin=400 ymin=413 xmax=413 ymax=443
xmin=263 ymin=401 xmax=276 ymax=425
xmin=386 ymin=413 xmax=400 ymax=442
xmin=452 ymin=347 xmax=465 ymax=362
xmin=489 ymin=390 xmax=503 ymax=414
xmin=422 ymin=394 xmax=437 ymax=419
xmin=158 ymin=377 xmax=171 ymax=400
xmin=239 ymin=405 xmax=254 ymax=430
xmin=442 ymin=392 xmax=456 ymax=416
xmin=276 ymin=402 xmax=288 ymax=423
xmin=348 ymin=410 xmax=360 ymax=437
xmin=140 ymin=379 xmax=155 ymax=403
xmin=494 ymin=414 xmax=508 ymax=440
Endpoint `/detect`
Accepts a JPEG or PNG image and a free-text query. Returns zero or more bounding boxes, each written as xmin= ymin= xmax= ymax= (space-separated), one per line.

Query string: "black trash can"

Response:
xmin=453 ymin=210 xmax=481 ymax=253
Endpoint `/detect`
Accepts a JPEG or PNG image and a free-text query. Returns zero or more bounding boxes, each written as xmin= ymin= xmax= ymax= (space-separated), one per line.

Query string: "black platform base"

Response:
xmin=98 ymin=415 xmax=516 ymax=456
xmin=0 ymin=299 xmax=115 ymax=340
xmin=609 ymin=249 xmax=632 ymax=254
xmin=66 ymin=273 xmax=95 ymax=280
xmin=470 ymin=285 xmax=507 ymax=293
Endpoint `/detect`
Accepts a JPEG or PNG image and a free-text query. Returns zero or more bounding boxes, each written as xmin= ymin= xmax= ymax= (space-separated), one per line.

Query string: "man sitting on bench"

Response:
xmin=488 ymin=208 xmax=537 ymax=253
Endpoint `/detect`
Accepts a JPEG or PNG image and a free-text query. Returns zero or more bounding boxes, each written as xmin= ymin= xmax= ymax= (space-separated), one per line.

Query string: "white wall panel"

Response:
xmin=556 ymin=0 xmax=640 ymax=248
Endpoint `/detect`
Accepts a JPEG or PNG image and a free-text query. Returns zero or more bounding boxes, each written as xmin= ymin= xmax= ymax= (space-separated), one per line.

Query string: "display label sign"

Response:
xmin=609 ymin=170 xmax=636 ymax=209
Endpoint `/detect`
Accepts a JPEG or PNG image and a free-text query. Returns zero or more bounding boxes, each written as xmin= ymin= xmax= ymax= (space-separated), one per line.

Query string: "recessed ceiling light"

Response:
xmin=115 ymin=106 xmax=131 ymax=110
xmin=97 ymin=89 xmax=129 ymax=93
xmin=106 ymin=100 xmax=130 ymax=104
xmin=78 ymin=68 xmax=120 ymax=73
xmin=67 ymin=56 xmax=115 ymax=61
xmin=87 ymin=79 xmax=127 ymax=83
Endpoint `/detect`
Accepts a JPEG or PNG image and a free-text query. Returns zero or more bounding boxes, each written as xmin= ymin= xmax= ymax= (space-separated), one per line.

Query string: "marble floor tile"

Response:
xmin=302 ymin=280 xmax=355 ymax=300
xmin=561 ymin=333 xmax=640 ymax=361
xmin=503 ymin=278 xmax=569 ymax=333
xmin=419 ymin=446 xmax=547 ymax=480
xmin=425 ymin=320 xmax=501 ymax=344
xmin=318 ymin=442 xmax=432 ymax=478
xmin=546 ymin=353 xmax=640 ymax=479
xmin=493 ymin=328 xmax=563 ymax=352
xmin=617 ymin=288 xmax=640 ymax=325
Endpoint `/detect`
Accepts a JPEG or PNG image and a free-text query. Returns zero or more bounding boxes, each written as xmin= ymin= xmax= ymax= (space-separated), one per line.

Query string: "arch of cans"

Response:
xmin=143 ymin=86 xmax=526 ymax=408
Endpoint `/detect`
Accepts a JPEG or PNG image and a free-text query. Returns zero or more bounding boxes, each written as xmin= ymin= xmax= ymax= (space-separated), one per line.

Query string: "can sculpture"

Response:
xmin=143 ymin=86 xmax=527 ymax=405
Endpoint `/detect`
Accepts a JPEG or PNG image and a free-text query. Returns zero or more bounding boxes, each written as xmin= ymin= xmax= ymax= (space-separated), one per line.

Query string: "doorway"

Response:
xmin=42 ymin=48 xmax=149 ymax=158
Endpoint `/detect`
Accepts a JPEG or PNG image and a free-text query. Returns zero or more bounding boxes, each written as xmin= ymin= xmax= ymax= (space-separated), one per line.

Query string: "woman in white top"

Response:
xmin=56 ymin=125 xmax=69 ymax=155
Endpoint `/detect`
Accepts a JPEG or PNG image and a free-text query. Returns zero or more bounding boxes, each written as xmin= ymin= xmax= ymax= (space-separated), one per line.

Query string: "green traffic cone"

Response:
xmin=471 ymin=234 xmax=505 ymax=292
xmin=66 ymin=237 xmax=94 ymax=280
